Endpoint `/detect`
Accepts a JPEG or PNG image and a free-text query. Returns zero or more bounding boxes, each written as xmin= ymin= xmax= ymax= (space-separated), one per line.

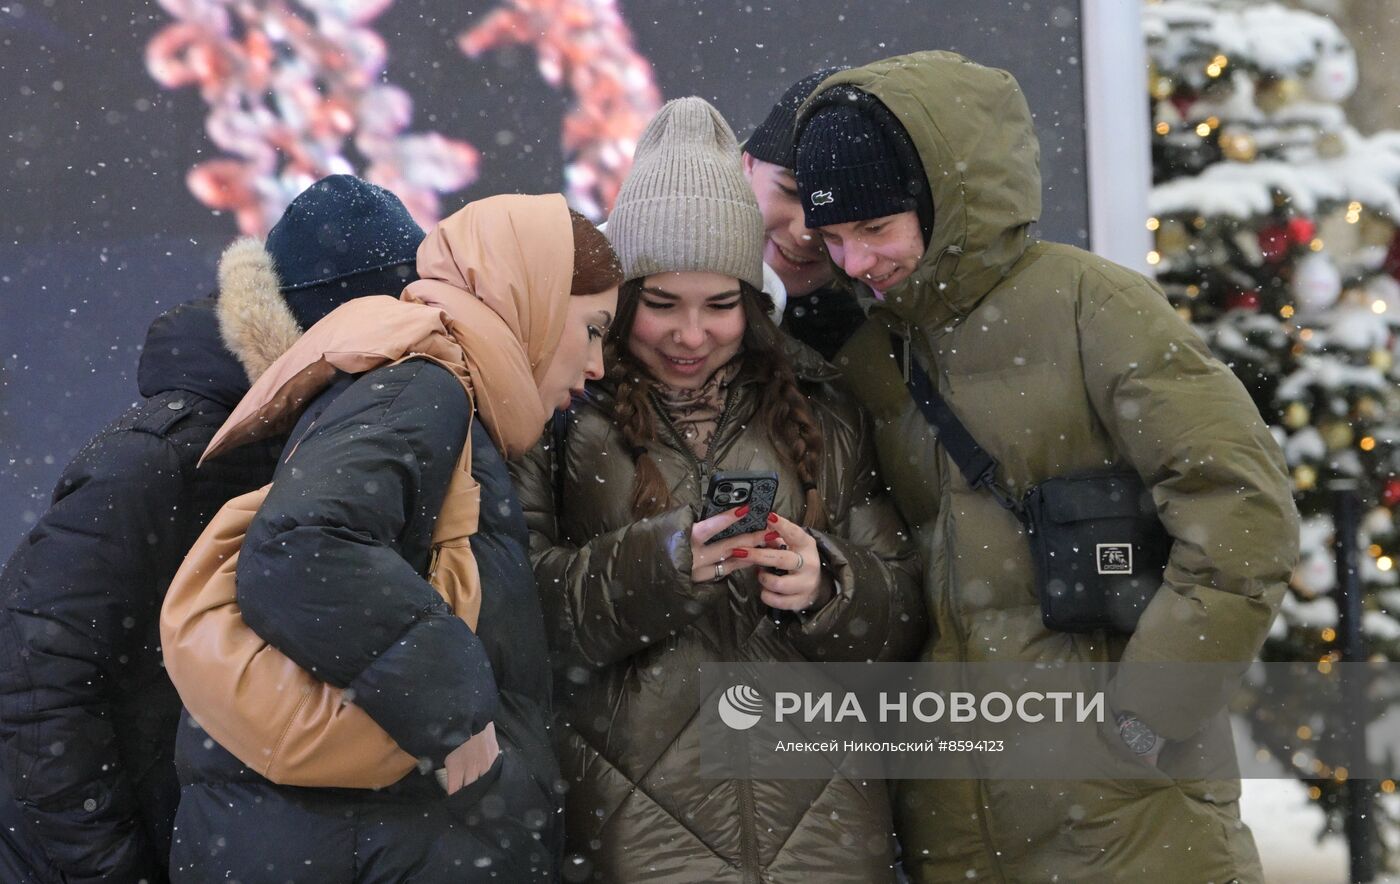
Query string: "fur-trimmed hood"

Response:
xmin=215 ymin=238 xmax=303 ymax=384
xmin=137 ymin=239 xmax=303 ymax=407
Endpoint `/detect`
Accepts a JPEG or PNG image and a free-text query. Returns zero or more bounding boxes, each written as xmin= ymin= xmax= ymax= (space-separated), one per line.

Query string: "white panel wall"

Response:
xmin=1082 ymin=0 xmax=1153 ymax=273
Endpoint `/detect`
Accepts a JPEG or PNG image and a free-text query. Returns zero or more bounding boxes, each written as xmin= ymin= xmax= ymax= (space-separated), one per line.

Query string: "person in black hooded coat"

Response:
xmin=0 ymin=298 xmax=282 ymax=884
xmin=0 ymin=174 xmax=424 ymax=883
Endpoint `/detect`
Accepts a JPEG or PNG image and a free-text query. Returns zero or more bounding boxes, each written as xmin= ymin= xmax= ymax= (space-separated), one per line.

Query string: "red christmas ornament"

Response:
xmin=1226 ymin=289 xmax=1261 ymax=311
xmin=1287 ymin=217 xmax=1316 ymax=245
xmin=1385 ymin=228 xmax=1400 ymax=282
xmin=1383 ymin=478 xmax=1400 ymax=509
xmin=1258 ymin=224 xmax=1291 ymax=263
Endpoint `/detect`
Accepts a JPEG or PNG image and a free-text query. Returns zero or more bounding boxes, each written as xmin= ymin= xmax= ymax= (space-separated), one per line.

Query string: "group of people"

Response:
xmin=0 ymin=50 xmax=1298 ymax=883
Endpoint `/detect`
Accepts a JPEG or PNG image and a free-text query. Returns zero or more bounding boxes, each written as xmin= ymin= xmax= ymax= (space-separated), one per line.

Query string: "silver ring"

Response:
xmin=794 ymin=552 xmax=805 ymax=571
xmin=714 ymin=560 xmax=725 ymax=580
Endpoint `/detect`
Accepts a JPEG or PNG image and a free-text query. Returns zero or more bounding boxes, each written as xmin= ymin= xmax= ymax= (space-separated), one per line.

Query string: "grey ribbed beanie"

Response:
xmin=607 ymin=97 xmax=765 ymax=289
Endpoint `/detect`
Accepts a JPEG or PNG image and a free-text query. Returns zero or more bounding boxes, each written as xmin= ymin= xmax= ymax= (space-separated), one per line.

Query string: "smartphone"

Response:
xmin=701 ymin=470 xmax=780 ymax=544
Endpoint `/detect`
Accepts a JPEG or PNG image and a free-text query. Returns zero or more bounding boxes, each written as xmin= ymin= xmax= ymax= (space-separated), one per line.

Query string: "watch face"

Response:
xmin=1118 ymin=717 xmax=1158 ymax=755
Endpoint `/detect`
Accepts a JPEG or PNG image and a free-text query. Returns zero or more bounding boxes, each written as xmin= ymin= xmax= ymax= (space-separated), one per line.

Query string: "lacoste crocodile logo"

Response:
xmin=810 ymin=190 xmax=834 ymax=207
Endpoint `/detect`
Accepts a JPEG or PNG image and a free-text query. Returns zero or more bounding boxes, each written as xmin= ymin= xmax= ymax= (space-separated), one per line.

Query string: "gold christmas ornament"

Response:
xmin=1155 ymin=219 xmax=1191 ymax=255
xmin=1154 ymin=99 xmax=1182 ymax=133
xmin=1257 ymin=77 xmax=1302 ymax=114
xmin=1150 ymin=64 xmax=1176 ymax=101
xmin=1316 ymin=131 xmax=1347 ymax=159
xmin=1218 ymin=131 xmax=1258 ymax=162
xmin=1359 ymin=211 xmax=1397 ymax=249
xmin=1321 ymin=421 xmax=1354 ymax=450
xmin=1356 ymin=396 xmax=1382 ymax=421
xmin=1371 ymin=349 xmax=1394 ymax=372
xmin=1339 ymin=286 xmax=1369 ymax=308
xmin=1283 ymin=402 xmax=1311 ymax=429
xmin=1294 ymin=464 xmax=1318 ymax=491
xmin=1175 ymin=305 xmax=1194 ymax=324
xmin=1318 ymin=206 xmax=1363 ymax=255
xmin=1234 ymin=229 xmax=1265 ymax=266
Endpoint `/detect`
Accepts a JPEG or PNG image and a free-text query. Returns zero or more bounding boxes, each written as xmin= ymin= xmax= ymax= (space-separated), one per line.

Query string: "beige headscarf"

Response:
xmin=402 ymin=192 xmax=572 ymax=457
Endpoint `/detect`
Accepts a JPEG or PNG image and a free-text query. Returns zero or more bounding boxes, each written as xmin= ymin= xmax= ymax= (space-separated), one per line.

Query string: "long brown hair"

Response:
xmin=604 ymin=278 xmax=827 ymax=528
xmin=569 ymin=210 xmax=623 ymax=295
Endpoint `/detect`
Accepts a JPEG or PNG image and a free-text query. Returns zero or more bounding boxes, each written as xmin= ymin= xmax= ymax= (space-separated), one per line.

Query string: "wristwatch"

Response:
xmin=1115 ymin=712 xmax=1162 ymax=757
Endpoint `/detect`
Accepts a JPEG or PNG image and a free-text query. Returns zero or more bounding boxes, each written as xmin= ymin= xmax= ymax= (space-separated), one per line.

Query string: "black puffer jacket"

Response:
xmin=170 ymin=359 xmax=561 ymax=883
xmin=0 ymin=298 xmax=281 ymax=883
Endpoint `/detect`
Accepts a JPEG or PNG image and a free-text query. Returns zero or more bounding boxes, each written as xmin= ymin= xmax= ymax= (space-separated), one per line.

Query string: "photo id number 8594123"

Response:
xmin=937 ymin=740 xmax=1005 ymax=752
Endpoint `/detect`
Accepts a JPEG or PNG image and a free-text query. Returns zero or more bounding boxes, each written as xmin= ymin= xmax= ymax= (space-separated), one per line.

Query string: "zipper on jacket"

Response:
xmin=738 ymin=778 xmax=760 ymax=883
xmin=426 ymin=545 xmax=442 ymax=582
xmin=896 ymin=322 xmax=913 ymax=383
xmin=705 ymin=384 xmax=738 ymax=469
xmin=933 ymin=373 xmax=1006 ymax=884
xmin=651 ymin=384 xmax=760 ymax=878
xmin=926 ymin=335 xmax=1008 ymax=884
xmin=714 ymin=382 xmax=761 ymax=882
xmin=649 ymin=391 xmax=702 ymax=481
xmin=647 ymin=382 xmax=739 ymax=484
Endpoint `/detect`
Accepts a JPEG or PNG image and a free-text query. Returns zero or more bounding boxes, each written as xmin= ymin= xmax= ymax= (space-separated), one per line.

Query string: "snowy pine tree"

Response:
xmin=1144 ymin=0 xmax=1400 ymax=857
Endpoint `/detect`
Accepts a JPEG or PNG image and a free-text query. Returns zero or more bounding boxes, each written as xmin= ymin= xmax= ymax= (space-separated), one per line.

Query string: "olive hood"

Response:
xmin=798 ymin=50 xmax=1042 ymax=328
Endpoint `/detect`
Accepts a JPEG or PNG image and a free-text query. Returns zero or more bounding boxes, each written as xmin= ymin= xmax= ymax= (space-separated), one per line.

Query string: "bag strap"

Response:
xmin=889 ymin=332 xmax=1021 ymax=513
xmin=551 ymin=408 xmax=570 ymax=520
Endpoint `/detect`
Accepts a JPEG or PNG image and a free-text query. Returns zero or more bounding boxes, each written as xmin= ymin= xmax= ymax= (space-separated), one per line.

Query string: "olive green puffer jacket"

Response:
xmin=800 ymin=52 xmax=1300 ymax=884
xmin=511 ymin=341 xmax=925 ymax=883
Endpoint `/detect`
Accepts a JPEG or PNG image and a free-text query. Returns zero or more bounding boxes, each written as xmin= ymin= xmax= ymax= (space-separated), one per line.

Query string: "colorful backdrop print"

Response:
xmin=459 ymin=0 xmax=663 ymax=220
xmin=144 ymin=0 xmax=662 ymax=234
xmin=145 ymin=0 xmax=481 ymax=235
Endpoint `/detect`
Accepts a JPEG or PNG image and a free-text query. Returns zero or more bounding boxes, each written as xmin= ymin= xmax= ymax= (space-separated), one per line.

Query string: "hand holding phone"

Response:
xmin=700 ymin=470 xmax=779 ymax=544
xmin=689 ymin=505 xmax=770 ymax=584
xmin=751 ymin=514 xmax=833 ymax=612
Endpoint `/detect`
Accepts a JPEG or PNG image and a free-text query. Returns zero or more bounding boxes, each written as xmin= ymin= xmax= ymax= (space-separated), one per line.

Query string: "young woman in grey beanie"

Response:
xmin=510 ymin=96 xmax=926 ymax=883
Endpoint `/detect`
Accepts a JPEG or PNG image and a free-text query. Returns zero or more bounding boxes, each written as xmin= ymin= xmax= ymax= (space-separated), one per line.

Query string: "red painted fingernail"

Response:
xmin=767 ymin=512 xmax=779 ymax=524
xmin=765 ymin=531 xmax=780 ymax=542
xmin=735 ymin=505 xmax=750 ymax=518
xmin=731 ymin=548 xmax=749 ymax=558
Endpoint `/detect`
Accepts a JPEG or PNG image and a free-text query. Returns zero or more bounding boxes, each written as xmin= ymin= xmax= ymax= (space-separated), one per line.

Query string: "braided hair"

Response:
xmin=604 ymin=278 xmax=828 ymax=529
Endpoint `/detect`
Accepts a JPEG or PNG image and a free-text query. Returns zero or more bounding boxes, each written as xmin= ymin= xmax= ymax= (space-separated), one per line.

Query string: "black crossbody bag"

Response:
xmin=891 ymin=334 xmax=1171 ymax=634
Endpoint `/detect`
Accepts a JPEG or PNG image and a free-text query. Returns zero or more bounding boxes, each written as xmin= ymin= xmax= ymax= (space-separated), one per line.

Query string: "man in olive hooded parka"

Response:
xmin=793 ymin=51 xmax=1299 ymax=884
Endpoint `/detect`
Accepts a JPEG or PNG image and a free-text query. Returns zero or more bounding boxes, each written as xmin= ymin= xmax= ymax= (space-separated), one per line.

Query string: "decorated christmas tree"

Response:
xmin=1144 ymin=0 xmax=1400 ymax=857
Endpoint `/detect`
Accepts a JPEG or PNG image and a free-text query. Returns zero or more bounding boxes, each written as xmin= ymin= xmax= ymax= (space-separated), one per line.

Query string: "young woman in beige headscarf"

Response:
xmin=162 ymin=193 xmax=620 ymax=882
